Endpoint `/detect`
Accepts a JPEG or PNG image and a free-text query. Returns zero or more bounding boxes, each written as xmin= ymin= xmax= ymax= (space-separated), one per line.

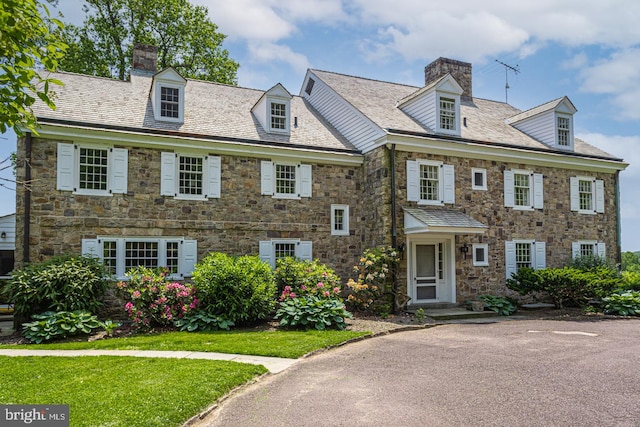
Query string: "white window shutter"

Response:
xmin=407 ymin=160 xmax=419 ymax=202
xmin=299 ymin=164 xmax=312 ymax=197
xmin=206 ymin=156 xmax=221 ymax=199
xmin=259 ymin=241 xmax=273 ymax=267
xmin=160 ymin=152 xmax=176 ymax=196
xmin=442 ymin=164 xmax=455 ymax=204
xmin=595 ymin=180 xmax=605 ymax=213
xmin=597 ymin=242 xmax=606 ymax=258
xmin=82 ymin=239 xmax=101 ymax=259
xmin=261 ymin=161 xmax=274 ymax=196
xmin=109 ymin=148 xmax=128 ymax=194
xmin=571 ymin=242 xmax=581 ymax=259
xmin=181 ymin=240 xmax=198 ymax=277
xmin=533 ymin=173 xmax=544 ymax=209
xmin=505 ymin=241 xmax=516 ymax=280
xmin=57 ymin=143 xmax=75 ymax=191
xmin=504 ymin=171 xmax=514 ymax=207
xmin=296 ymin=241 xmax=313 ymax=261
xmin=534 ymin=241 xmax=546 ymax=270
xmin=570 ymin=177 xmax=579 ymax=211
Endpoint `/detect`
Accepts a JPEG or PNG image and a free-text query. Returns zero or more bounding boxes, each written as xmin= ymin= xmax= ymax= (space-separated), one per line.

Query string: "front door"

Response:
xmin=413 ymin=243 xmax=443 ymax=302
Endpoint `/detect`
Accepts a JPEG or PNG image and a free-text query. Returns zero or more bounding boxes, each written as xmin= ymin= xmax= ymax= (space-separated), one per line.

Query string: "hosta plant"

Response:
xmin=476 ymin=295 xmax=517 ymax=316
xmin=603 ymin=291 xmax=640 ymax=316
xmin=276 ymin=295 xmax=352 ymax=330
xmin=22 ymin=311 xmax=104 ymax=344
xmin=173 ymin=312 xmax=234 ymax=331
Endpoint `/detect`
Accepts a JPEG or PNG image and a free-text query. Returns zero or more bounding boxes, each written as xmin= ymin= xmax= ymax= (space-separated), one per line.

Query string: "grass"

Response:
xmin=0 ymin=329 xmax=369 ymax=358
xmin=0 ymin=355 xmax=266 ymax=427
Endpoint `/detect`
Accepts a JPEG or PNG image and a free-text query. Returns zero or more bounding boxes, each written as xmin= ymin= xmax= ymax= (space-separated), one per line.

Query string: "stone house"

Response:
xmin=15 ymin=46 xmax=627 ymax=308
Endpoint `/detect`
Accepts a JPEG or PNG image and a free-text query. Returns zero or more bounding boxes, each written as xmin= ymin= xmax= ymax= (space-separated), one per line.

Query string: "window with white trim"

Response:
xmin=259 ymin=240 xmax=313 ymax=268
xmin=161 ymin=153 xmax=221 ymax=200
xmin=570 ymin=177 xmax=604 ymax=214
xmin=331 ymin=205 xmax=350 ymax=236
xmin=472 ymin=168 xmax=487 ymax=191
xmin=160 ymin=86 xmax=180 ymax=119
xmin=439 ymin=97 xmax=456 ymax=131
xmin=407 ymin=160 xmax=455 ymax=205
xmin=505 ymin=240 xmax=546 ymax=279
xmin=82 ymin=237 xmax=197 ymax=279
xmin=57 ymin=143 xmax=128 ymax=196
xmin=504 ymin=170 xmax=543 ymax=210
xmin=557 ymin=116 xmax=570 ymax=147
xmin=572 ymin=241 xmax=605 ymax=260
xmin=261 ymin=161 xmax=312 ymax=199
xmin=270 ymin=101 xmax=287 ymax=131
xmin=472 ymin=244 xmax=488 ymax=267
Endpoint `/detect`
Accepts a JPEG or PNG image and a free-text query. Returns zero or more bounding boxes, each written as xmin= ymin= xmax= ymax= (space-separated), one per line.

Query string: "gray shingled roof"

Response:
xmin=404 ymin=207 xmax=487 ymax=230
xmin=310 ymin=70 xmax=617 ymax=160
xmin=32 ymin=71 xmax=356 ymax=152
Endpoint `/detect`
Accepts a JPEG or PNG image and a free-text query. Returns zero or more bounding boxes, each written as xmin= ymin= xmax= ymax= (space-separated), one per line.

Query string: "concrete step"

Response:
xmin=422 ymin=308 xmax=499 ymax=321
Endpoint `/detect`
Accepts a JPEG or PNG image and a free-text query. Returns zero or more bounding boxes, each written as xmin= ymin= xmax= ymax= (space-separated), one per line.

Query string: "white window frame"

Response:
xmin=258 ymin=239 xmax=313 ymax=268
xmin=261 ymin=161 xmax=312 ymax=199
xmin=57 ymin=143 xmax=128 ymax=196
xmin=556 ymin=113 xmax=573 ymax=149
xmin=268 ymin=98 xmax=290 ymax=134
xmin=472 ymin=243 xmax=489 ymax=267
xmin=504 ymin=170 xmax=543 ymax=210
xmin=82 ymin=237 xmax=197 ymax=280
xmin=436 ymin=94 xmax=459 ymax=135
xmin=407 ymin=160 xmax=455 ymax=206
xmin=160 ymin=152 xmax=221 ymax=200
xmin=471 ymin=168 xmax=487 ymax=191
xmin=570 ymin=176 xmax=604 ymax=214
xmin=331 ymin=204 xmax=350 ymax=236
xmin=572 ymin=241 xmax=606 ymax=260
xmin=155 ymin=82 xmax=185 ymax=123
xmin=505 ymin=240 xmax=546 ymax=280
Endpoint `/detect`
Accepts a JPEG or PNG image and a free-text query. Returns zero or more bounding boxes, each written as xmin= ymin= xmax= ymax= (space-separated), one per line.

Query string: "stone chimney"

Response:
xmin=425 ymin=57 xmax=472 ymax=100
xmin=131 ymin=43 xmax=158 ymax=75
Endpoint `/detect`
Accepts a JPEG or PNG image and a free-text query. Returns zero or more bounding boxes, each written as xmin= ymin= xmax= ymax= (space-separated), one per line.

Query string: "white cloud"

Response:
xmin=246 ymin=42 xmax=310 ymax=74
xmin=561 ymin=52 xmax=588 ymax=70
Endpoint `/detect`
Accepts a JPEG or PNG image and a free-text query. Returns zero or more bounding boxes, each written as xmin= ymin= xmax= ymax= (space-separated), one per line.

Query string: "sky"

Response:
xmin=1 ymin=0 xmax=639 ymax=249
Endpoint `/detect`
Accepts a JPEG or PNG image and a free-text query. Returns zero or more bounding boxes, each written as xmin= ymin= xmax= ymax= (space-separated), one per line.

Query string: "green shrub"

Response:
xmin=345 ymin=245 xmax=399 ymax=314
xmin=621 ymin=271 xmax=640 ymax=291
xmin=22 ymin=310 xmax=104 ymax=344
xmin=275 ymin=257 xmax=341 ymax=296
xmin=506 ymin=267 xmax=542 ymax=296
xmin=5 ymin=255 xmax=110 ymax=323
xmin=566 ymin=255 xmax=615 ymax=271
xmin=173 ymin=311 xmax=234 ymax=331
xmin=276 ymin=295 xmax=352 ymax=330
xmin=191 ymin=252 xmax=276 ymax=325
xmin=477 ymin=295 xmax=517 ymax=316
xmin=603 ymin=291 xmax=640 ymax=316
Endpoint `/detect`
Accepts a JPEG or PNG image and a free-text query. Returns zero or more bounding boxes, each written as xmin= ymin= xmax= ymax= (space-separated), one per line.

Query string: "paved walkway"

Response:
xmin=0 ymin=349 xmax=298 ymax=373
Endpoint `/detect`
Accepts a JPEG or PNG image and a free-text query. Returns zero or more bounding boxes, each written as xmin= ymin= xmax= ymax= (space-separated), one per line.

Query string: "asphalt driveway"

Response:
xmin=194 ymin=319 xmax=640 ymax=427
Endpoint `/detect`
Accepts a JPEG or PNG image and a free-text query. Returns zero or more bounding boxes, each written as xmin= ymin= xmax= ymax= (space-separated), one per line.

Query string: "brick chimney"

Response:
xmin=425 ymin=57 xmax=472 ymax=100
xmin=131 ymin=43 xmax=158 ymax=75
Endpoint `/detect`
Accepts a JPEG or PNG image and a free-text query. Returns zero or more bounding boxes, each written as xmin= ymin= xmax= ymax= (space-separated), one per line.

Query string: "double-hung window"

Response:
xmin=261 ymin=161 xmax=312 ymax=199
xmin=161 ymin=152 xmax=221 ymax=200
xmin=57 ymin=143 xmax=128 ymax=195
xmin=439 ymin=97 xmax=457 ymax=131
xmin=570 ymin=177 xmax=604 ymax=214
xmin=160 ymin=86 xmax=180 ymax=119
xmin=259 ymin=240 xmax=312 ymax=268
xmin=331 ymin=205 xmax=350 ymax=236
xmin=571 ymin=241 xmax=606 ymax=260
xmin=82 ymin=237 xmax=197 ymax=279
xmin=504 ymin=170 xmax=543 ymax=210
xmin=406 ymin=160 xmax=455 ymax=205
xmin=557 ymin=116 xmax=570 ymax=147
xmin=151 ymin=69 xmax=186 ymax=123
xmin=270 ymin=101 xmax=287 ymax=131
xmin=505 ymin=240 xmax=546 ymax=279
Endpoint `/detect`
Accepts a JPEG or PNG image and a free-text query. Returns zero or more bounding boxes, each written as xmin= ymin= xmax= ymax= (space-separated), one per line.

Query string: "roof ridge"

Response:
xmin=310 ymin=68 xmax=419 ymax=89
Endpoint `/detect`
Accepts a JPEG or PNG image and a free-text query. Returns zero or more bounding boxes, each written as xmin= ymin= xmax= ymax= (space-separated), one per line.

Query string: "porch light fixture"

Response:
xmin=459 ymin=243 xmax=469 ymax=258
xmin=0 ymin=232 xmax=5 ymax=239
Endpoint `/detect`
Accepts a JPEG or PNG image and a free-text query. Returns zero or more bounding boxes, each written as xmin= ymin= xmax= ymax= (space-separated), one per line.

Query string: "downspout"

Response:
xmin=389 ymin=144 xmax=398 ymax=313
xmin=615 ymin=170 xmax=622 ymax=266
xmin=23 ymin=132 xmax=32 ymax=264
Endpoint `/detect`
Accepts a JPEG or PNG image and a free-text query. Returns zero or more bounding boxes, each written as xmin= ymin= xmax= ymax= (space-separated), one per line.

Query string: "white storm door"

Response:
xmin=413 ymin=243 xmax=442 ymax=302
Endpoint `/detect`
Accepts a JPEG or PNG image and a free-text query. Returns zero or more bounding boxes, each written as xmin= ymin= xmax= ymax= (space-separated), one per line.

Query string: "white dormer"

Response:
xmin=507 ymin=96 xmax=577 ymax=151
xmin=151 ymin=68 xmax=187 ymax=123
xmin=397 ymin=74 xmax=464 ymax=137
xmin=252 ymin=84 xmax=292 ymax=135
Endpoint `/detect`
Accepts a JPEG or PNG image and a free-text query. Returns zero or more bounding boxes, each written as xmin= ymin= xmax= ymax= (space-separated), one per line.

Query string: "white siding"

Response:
xmin=400 ymin=90 xmax=437 ymax=131
xmin=511 ymin=111 xmax=556 ymax=147
xmin=0 ymin=214 xmax=16 ymax=250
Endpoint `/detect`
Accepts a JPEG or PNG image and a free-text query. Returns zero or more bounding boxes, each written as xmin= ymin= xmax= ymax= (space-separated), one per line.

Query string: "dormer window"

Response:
xmin=557 ymin=115 xmax=572 ymax=148
xmin=151 ymin=68 xmax=186 ymax=123
xmin=439 ymin=97 xmax=457 ymax=131
xmin=252 ymin=83 xmax=292 ymax=136
xmin=270 ymin=101 xmax=287 ymax=131
xmin=160 ymin=86 xmax=180 ymax=119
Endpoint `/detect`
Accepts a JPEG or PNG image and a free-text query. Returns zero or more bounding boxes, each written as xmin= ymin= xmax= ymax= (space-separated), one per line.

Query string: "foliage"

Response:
xmin=191 ymin=252 xmax=276 ymax=325
xmin=276 ymin=295 xmax=352 ymax=331
xmin=414 ymin=307 xmax=426 ymax=323
xmin=115 ymin=266 xmax=198 ymax=330
xmin=21 ymin=310 xmax=103 ymax=343
xmin=566 ymin=254 xmax=615 ymax=271
xmin=0 ymin=0 xmax=66 ymax=135
xmin=621 ymin=271 xmax=640 ymax=291
xmin=275 ymin=257 xmax=341 ymax=296
xmin=602 ymin=291 xmax=640 ymax=316
xmin=174 ymin=311 xmax=234 ymax=332
xmin=59 ymin=0 xmax=238 ymax=83
xmin=621 ymin=251 xmax=640 ymax=273
xmin=477 ymin=295 xmax=517 ymax=316
xmin=506 ymin=267 xmax=542 ymax=296
xmin=345 ymin=245 xmax=400 ymax=314
xmin=5 ymin=255 xmax=110 ymax=322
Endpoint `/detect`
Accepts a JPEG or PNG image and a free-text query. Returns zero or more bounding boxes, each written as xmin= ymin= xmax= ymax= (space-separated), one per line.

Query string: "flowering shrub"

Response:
xmin=116 ymin=267 xmax=198 ymax=330
xmin=346 ymin=245 xmax=399 ymax=313
xmin=275 ymin=257 xmax=341 ymax=297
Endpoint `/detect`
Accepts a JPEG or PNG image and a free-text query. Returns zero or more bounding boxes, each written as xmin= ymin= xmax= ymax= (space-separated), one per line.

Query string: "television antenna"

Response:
xmin=495 ymin=59 xmax=520 ymax=103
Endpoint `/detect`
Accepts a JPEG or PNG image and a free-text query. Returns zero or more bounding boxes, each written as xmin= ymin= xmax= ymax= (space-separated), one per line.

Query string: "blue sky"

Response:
xmin=1 ymin=0 xmax=639 ymax=249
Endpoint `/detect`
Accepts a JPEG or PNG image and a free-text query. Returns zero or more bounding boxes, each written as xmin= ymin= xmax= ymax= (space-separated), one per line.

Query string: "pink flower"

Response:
xmin=317 ymin=282 xmax=325 ymax=288
xmin=324 ymin=291 xmax=330 ymax=297
xmin=301 ymin=285 xmax=307 ymax=291
xmin=132 ymin=290 xmax=141 ymax=299
xmin=290 ymin=292 xmax=297 ymax=298
xmin=124 ymin=302 xmax=133 ymax=311
xmin=333 ymin=287 xmax=340 ymax=294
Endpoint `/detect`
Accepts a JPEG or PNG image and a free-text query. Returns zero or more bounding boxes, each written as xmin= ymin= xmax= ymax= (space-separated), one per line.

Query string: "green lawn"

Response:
xmin=0 ymin=329 xmax=369 ymax=359
xmin=0 ymin=356 xmax=266 ymax=427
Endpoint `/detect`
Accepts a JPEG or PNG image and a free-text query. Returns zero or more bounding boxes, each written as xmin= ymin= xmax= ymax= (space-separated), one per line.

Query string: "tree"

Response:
xmin=0 ymin=0 xmax=66 ymax=136
xmin=59 ymin=0 xmax=239 ymax=84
